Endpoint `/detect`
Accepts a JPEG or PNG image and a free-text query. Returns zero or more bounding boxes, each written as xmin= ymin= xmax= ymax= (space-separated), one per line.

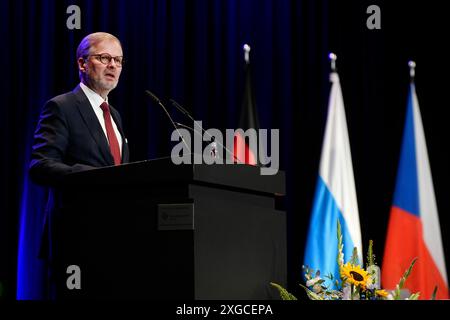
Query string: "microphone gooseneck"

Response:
xmin=170 ymin=99 xmax=191 ymax=118
xmin=171 ymin=102 xmax=240 ymax=163
xmin=145 ymin=90 xmax=191 ymax=153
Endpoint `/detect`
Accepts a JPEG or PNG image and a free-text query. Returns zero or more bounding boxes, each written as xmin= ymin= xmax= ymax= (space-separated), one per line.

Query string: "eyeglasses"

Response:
xmin=88 ymin=53 xmax=124 ymax=67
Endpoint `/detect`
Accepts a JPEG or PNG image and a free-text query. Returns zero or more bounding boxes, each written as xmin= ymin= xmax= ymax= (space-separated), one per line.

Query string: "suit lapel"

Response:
xmin=72 ymin=85 xmax=114 ymax=165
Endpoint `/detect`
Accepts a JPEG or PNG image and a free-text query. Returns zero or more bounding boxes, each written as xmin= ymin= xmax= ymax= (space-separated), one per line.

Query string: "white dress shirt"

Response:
xmin=80 ymin=82 xmax=123 ymax=154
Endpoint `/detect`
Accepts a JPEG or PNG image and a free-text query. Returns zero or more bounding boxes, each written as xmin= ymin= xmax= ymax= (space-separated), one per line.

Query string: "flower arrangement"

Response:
xmin=271 ymin=220 xmax=420 ymax=300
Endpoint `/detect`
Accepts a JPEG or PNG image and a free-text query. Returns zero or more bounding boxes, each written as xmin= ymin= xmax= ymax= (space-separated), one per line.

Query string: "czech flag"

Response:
xmin=304 ymin=71 xmax=362 ymax=288
xmin=382 ymin=82 xmax=449 ymax=299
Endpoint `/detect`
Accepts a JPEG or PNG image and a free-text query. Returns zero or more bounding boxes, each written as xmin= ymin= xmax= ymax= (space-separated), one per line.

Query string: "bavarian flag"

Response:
xmin=303 ymin=70 xmax=362 ymax=289
xmin=382 ymin=80 xmax=449 ymax=299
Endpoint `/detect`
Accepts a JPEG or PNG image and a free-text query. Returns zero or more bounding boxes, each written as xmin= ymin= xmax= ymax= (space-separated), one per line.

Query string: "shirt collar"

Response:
xmin=80 ymin=82 xmax=108 ymax=107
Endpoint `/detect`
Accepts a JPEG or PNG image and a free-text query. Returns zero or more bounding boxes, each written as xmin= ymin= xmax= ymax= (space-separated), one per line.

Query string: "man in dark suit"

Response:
xmin=30 ymin=32 xmax=129 ymax=184
xmin=29 ymin=32 xmax=129 ymax=298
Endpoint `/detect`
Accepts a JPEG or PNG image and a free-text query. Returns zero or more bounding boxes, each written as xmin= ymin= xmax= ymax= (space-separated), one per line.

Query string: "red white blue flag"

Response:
xmin=382 ymin=83 xmax=448 ymax=299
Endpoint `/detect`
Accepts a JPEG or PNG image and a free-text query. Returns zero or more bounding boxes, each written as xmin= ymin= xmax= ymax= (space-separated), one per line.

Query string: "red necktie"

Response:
xmin=100 ymin=102 xmax=121 ymax=165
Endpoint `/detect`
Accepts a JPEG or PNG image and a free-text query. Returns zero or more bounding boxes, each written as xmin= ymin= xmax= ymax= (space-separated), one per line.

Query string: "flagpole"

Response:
xmin=329 ymin=52 xmax=337 ymax=72
xmin=408 ymin=60 xmax=416 ymax=82
xmin=243 ymin=44 xmax=251 ymax=64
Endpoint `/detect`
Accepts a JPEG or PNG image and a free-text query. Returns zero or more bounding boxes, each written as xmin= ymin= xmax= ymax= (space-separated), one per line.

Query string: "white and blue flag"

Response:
xmin=304 ymin=72 xmax=362 ymax=288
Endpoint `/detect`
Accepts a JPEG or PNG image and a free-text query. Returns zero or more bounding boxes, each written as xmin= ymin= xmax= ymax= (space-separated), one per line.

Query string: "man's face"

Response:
xmin=79 ymin=39 xmax=123 ymax=97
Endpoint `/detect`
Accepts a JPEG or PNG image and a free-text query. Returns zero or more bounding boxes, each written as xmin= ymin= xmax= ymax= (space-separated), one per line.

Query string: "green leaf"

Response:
xmin=408 ymin=292 xmax=420 ymax=300
xmin=398 ymin=258 xmax=417 ymax=290
xmin=270 ymin=282 xmax=298 ymax=300
xmin=350 ymin=247 xmax=359 ymax=265
xmin=393 ymin=284 xmax=401 ymax=300
xmin=393 ymin=258 xmax=418 ymax=300
xmin=300 ymin=284 xmax=324 ymax=300
xmin=366 ymin=240 xmax=375 ymax=267
xmin=430 ymin=286 xmax=438 ymax=300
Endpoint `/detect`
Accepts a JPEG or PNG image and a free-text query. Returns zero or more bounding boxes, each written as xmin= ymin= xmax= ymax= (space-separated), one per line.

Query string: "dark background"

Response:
xmin=1 ymin=0 xmax=449 ymax=300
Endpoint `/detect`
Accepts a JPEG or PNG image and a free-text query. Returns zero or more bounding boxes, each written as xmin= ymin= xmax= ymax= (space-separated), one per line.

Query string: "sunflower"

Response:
xmin=340 ymin=263 xmax=370 ymax=287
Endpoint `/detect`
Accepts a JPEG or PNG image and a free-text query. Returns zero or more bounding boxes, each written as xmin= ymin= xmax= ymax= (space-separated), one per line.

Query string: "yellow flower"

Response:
xmin=375 ymin=289 xmax=389 ymax=298
xmin=340 ymin=263 xmax=369 ymax=288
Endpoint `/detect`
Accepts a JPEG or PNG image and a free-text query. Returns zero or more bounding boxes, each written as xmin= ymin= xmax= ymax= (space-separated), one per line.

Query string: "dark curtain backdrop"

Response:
xmin=1 ymin=0 xmax=449 ymax=300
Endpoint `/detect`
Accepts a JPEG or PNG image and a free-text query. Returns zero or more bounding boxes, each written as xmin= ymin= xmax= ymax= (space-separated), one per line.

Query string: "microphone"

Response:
xmin=170 ymin=99 xmax=242 ymax=163
xmin=170 ymin=99 xmax=191 ymax=119
xmin=145 ymin=90 xmax=191 ymax=153
xmin=175 ymin=122 xmax=201 ymax=137
xmin=175 ymin=121 xmax=220 ymax=160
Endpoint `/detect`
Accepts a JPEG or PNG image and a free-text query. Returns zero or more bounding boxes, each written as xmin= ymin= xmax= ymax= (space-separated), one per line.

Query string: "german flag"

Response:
xmin=233 ymin=44 xmax=261 ymax=165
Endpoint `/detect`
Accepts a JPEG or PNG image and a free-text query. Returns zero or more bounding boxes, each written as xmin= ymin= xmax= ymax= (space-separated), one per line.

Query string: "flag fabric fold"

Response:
xmin=304 ymin=72 xmax=362 ymax=288
xmin=382 ymin=83 xmax=449 ymax=299
xmin=233 ymin=58 xmax=260 ymax=165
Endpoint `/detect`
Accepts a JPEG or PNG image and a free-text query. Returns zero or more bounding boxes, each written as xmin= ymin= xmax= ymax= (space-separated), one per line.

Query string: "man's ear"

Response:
xmin=78 ymin=57 xmax=86 ymax=73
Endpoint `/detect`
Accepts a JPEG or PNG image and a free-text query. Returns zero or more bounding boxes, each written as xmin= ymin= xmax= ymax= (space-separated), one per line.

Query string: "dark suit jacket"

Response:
xmin=29 ymin=84 xmax=130 ymax=263
xmin=30 ymin=84 xmax=129 ymax=185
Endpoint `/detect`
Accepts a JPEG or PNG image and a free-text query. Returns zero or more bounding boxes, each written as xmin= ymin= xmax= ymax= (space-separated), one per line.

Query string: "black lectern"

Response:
xmin=54 ymin=158 xmax=286 ymax=299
